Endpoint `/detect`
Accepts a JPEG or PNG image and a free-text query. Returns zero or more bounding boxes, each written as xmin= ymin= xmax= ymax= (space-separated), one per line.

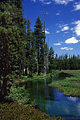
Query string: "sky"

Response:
xmin=22 ymin=0 xmax=80 ymax=56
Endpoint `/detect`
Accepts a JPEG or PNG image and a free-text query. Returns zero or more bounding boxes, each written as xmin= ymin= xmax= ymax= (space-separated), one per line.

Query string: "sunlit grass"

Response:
xmin=59 ymin=70 xmax=80 ymax=76
xmin=16 ymin=73 xmax=51 ymax=83
xmin=49 ymin=75 xmax=80 ymax=97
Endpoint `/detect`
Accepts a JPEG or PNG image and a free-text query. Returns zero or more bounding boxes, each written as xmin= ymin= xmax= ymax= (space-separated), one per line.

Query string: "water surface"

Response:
xmin=24 ymin=78 xmax=80 ymax=120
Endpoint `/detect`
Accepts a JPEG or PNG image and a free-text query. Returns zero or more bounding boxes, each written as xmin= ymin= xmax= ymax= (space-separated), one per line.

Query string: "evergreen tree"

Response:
xmin=34 ymin=17 xmax=44 ymax=75
xmin=64 ymin=54 xmax=69 ymax=70
xmin=48 ymin=47 xmax=54 ymax=72
xmin=0 ymin=0 xmax=26 ymax=97
xmin=14 ymin=0 xmax=26 ymax=75
xmin=54 ymin=54 xmax=58 ymax=70
xmin=31 ymin=32 xmax=37 ymax=73
xmin=26 ymin=17 xmax=33 ymax=76
xmin=58 ymin=55 xmax=62 ymax=70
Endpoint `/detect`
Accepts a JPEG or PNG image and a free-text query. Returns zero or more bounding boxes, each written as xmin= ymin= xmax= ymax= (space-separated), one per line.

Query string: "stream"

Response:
xmin=22 ymin=77 xmax=80 ymax=120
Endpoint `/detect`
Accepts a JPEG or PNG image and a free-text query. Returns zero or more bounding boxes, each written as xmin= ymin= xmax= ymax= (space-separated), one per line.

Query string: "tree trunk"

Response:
xmin=44 ymin=8 xmax=46 ymax=76
xmin=1 ymin=36 xmax=8 ymax=97
xmin=44 ymin=58 xmax=46 ymax=76
xmin=37 ymin=49 xmax=40 ymax=75
xmin=1 ymin=78 xmax=8 ymax=97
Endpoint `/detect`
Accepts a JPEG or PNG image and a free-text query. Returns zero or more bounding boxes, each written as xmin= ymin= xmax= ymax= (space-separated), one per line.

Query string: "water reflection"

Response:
xmin=24 ymin=78 xmax=80 ymax=120
xmin=46 ymin=88 xmax=80 ymax=118
xmin=67 ymin=96 xmax=80 ymax=102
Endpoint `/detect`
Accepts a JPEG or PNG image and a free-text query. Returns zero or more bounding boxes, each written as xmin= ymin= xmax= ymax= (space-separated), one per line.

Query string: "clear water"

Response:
xmin=24 ymin=78 xmax=80 ymax=120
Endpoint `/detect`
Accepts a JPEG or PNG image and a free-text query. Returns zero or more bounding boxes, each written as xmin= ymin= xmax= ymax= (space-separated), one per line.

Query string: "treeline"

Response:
xmin=49 ymin=53 xmax=80 ymax=71
xmin=0 ymin=0 xmax=48 ymax=97
xmin=25 ymin=17 xmax=45 ymax=76
xmin=56 ymin=54 xmax=80 ymax=70
xmin=0 ymin=0 xmax=80 ymax=97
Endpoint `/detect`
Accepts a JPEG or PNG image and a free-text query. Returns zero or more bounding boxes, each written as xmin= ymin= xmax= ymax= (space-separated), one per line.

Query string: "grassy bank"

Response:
xmin=3 ymin=73 xmax=64 ymax=120
xmin=59 ymin=70 xmax=80 ymax=76
xmin=49 ymin=70 xmax=80 ymax=97
xmin=7 ymin=73 xmax=52 ymax=106
xmin=16 ymin=73 xmax=51 ymax=83
xmin=0 ymin=102 xmax=63 ymax=120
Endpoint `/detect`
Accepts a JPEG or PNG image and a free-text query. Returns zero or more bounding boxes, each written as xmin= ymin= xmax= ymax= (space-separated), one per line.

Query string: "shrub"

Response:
xmin=7 ymin=86 xmax=30 ymax=104
xmin=0 ymin=103 xmax=64 ymax=120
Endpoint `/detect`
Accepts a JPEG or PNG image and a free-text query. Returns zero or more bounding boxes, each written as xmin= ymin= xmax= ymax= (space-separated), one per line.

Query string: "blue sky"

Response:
xmin=22 ymin=0 xmax=80 ymax=56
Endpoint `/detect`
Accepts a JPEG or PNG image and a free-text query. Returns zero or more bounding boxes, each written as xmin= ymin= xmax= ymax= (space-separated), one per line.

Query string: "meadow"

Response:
xmin=49 ymin=70 xmax=80 ymax=97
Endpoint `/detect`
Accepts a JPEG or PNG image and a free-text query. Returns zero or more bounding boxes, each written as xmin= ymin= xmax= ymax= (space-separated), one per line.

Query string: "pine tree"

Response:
xmin=26 ymin=17 xmax=33 ymax=76
xmin=34 ymin=17 xmax=44 ymax=75
xmin=31 ymin=32 xmax=37 ymax=73
xmin=48 ymin=47 xmax=54 ymax=72
xmin=44 ymin=7 xmax=46 ymax=76
xmin=0 ymin=1 xmax=17 ymax=96
xmin=14 ymin=0 xmax=26 ymax=75
xmin=0 ymin=0 xmax=26 ymax=97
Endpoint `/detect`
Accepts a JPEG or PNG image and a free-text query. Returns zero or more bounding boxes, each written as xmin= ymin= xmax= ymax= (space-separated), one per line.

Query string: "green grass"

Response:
xmin=6 ymin=70 xmax=80 ymax=119
xmin=50 ymin=70 xmax=80 ymax=76
xmin=6 ymin=73 xmax=64 ymax=120
xmin=0 ymin=102 xmax=63 ymax=120
xmin=49 ymin=70 xmax=80 ymax=97
xmin=59 ymin=70 xmax=80 ymax=76
xmin=16 ymin=73 xmax=51 ymax=83
xmin=6 ymin=86 xmax=30 ymax=105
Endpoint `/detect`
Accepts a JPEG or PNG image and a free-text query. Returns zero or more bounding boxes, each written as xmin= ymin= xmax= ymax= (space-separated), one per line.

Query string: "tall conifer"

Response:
xmin=34 ymin=17 xmax=44 ymax=75
xmin=0 ymin=0 xmax=26 ymax=97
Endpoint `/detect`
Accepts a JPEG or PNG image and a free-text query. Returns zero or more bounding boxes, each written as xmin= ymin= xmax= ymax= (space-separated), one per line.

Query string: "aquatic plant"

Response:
xmin=49 ymin=75 xmax=80 ymax=97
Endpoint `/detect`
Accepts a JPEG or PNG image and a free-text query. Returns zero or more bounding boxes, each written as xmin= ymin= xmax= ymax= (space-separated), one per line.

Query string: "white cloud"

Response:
xmin=73 ymin=20 xmax=80 ymax=25
xmin=39 ymin=0 xmax=52 ymax=5
xmin=32 ymin=0 xmax=73 ymax=5
xmin=61 ymin=47 xmax=73 ymax=50
xmin=56 ymin=30 xmax=60 ymax=33
xmin=46 ymin=12 xmax=49 ymax=14
xmin=72 ymin=20 xmax=80 ymax=37
xmin=43 ymin=28 xmax=50 ymax=34
xmin=53 ymin=0 xmax=74 ymax=5
xmin=61 ymin=26 xmax=69 ymax=31
xmin=64 ymin=31 xmax=68 ymax=34
xmin=44 ymin=2 xmax=52 ymax=5
xmin=74 ymin=3 xmax=80 ymax=11
xmin=56 ymin=13 xmax=60 ymax=15
xmin=32 ymin=0 xmax=36 ymax=2
xmin=65 ymin=37 xmax=80 ymax=44
xmin=58 ymin=24 xmax=69 ymax=32
xmin=70 ymin=28 xmax=74 ymax=31
xmin=54 ymin=43 xmax=61 ymax=45
xmin=45 ymin=30 xmax=50 ymax=34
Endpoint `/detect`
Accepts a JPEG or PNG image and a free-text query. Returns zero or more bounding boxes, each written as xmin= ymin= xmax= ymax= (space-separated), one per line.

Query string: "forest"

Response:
xmin=0 ymin=0 xmax=80 ymax=120
xmin=0 ymin=0 xmax=80 ymax=97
